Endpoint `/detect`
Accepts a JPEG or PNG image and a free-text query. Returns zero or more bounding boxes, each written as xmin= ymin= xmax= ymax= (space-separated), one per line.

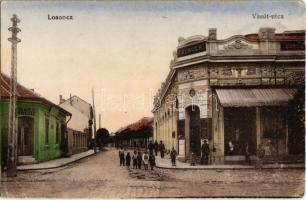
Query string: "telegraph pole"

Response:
xmin=7 ymin=14 xmax=21 ymax=177
xmin=92 ymin=88 xmax=97 ymax=153
xmin=99 ymin=114 xmax=101 ymax=129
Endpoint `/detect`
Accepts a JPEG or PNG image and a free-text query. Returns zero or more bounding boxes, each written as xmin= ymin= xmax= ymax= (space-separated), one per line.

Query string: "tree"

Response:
xmin=96 ymin=128 xmax=110 ymax=149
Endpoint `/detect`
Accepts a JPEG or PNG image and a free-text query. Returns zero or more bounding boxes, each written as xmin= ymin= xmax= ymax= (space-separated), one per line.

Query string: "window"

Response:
xmin=262 ymin=107 xmax=286 ymax=139
xmin=45 ymin=118 xmax=49 ymax=144
xmin=56 ymin=122 xmax=60 ymax=144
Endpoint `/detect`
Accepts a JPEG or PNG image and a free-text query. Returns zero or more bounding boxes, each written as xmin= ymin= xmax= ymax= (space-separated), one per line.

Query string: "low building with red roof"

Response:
xmin=115 ymin=117 xmax=153 ymax=148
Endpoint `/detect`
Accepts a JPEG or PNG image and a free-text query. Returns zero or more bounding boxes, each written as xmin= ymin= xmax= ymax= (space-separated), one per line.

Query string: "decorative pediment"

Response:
xmin=224 ymin=39 xmax=252 ymax=50
xmin=218 ymin=36 xmax=259 ymax=51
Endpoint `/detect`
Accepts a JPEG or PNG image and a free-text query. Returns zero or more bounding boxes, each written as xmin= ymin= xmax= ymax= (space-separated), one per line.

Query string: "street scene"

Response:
xmin=0 ymin=1 xmax=305 ymax=198
xmin=0 ymin=148 xmax=304 ymax=198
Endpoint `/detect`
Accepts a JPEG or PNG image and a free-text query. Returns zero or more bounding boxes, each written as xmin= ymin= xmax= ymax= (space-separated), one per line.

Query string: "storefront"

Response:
xmin=153 ymin=28 xmax=305 ymax=165
xmin=213 ymin=88 xmax=299 ymax=163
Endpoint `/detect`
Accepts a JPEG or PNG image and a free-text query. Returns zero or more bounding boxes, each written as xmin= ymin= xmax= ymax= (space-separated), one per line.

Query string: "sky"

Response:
xmin=1 ymin=0 xmax=305 ymax=132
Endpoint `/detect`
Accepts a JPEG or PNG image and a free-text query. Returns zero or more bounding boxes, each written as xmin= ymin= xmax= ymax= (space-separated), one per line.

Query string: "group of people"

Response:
xmin=147 ymin=140 xmax=165 ymax=158
xmin=118 ymin=140 xmax=179 ymax=169
xmin=118 ymin=146 xmax=156 ymax=170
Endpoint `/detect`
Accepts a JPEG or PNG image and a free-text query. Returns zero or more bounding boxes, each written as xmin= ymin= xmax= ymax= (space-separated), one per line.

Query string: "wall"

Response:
xmin=59 ymin=97 xmax=91 ymax=132
xmin=1 ymin=100 xmax=67 ymax=166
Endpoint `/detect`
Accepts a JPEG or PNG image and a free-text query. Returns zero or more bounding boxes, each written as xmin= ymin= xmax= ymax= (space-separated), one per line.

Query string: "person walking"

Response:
xmin=149 ymin=152 xmax=156 ymax=170
xmin=201 ymin=140 xmax=210 ymax=165
xmin=245 ymin=142 xmax=251 ymax=165
xmin=118 ymin=146 xmax=125 ymax=166
xmin=132 ymin=150 xmax=138 ymax=169
xmin=142 ymin=151 xmax=149 ymax=170
xmin=154 ymin=140 xmax=159 ymax=156
xmin=159 ymin=141 xmax=165 ymax=158
xmin=148 ymin=141 xmax=154 ymax=155
xmin=137 ymin=151 xmax=142 ymax=169
xmin=170 ymin=147 xmax=177 ymax=166
xmin=126 ymin=152 xmax=131 ymax=168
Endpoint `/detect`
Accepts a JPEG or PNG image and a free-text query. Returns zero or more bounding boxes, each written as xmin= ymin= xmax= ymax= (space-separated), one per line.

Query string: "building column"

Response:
xmin=256 ymin=107 xmax=261 ymax=148
xmin=218 ymin=106 xmax=225 ymax=164
xmin=185 ymin=108 xmax=190 ymax=157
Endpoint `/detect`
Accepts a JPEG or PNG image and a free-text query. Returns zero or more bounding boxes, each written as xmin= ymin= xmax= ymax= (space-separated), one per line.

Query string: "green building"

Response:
xmin=1 ymin=74 xmax=71 ymax=168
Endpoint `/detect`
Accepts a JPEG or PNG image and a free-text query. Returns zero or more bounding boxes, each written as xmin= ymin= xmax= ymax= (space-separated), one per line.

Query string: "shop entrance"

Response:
xmin=224 ymin=107 xmax=256 ymax=155
xmin=17 ymin=117 xmax=34 ymax=156
xmin=186 ymin=105 xmax=201 ymax=156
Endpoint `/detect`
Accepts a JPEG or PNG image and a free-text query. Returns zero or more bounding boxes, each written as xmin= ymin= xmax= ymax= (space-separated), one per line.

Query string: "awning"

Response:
xmin=215 ymin=88 xmax=297 ymax=107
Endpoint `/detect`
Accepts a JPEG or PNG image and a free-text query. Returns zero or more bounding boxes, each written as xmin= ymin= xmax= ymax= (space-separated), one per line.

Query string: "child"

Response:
xmin=137 ymin=151 xmax=142 ymax=169
xmin=142 ymin=151 xmax=149 ymax=170
xmin=132 ymin=150 xmax=138 ymax=169
xmin=149 ymin=152 xmax=156 ymax=170
xmin=126 ymin=152 xmax=131 ymax=168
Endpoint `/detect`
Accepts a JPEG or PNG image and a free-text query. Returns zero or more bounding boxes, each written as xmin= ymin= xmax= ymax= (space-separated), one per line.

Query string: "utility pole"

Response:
xmin=99 ymin=113 xmax=101 ymax=129
xmin=92 ymin=88 xmax=97 ymax=153
xmin=7 ymin=14 xmax=21 ymax=177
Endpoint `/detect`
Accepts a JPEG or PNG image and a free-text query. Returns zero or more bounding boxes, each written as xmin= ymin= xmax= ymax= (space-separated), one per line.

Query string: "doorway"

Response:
xmin=186 ymin=105 xmax=201 ymax=156
xmin=17 ymin=117 xmax=34 ymax=156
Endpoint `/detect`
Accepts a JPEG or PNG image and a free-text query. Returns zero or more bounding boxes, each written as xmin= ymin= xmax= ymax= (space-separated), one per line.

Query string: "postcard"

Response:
xmin=0 ymin=0 xmax=305 ymax=198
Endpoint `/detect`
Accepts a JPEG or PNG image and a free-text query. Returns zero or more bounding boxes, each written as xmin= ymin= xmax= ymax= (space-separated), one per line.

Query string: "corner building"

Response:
xmin=152 ymin=28 xmax=305 ymax=164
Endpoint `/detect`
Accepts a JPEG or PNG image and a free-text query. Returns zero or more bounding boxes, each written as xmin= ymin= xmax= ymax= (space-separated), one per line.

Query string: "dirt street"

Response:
xmin=0 ymin=148 xmax=304 ymax=198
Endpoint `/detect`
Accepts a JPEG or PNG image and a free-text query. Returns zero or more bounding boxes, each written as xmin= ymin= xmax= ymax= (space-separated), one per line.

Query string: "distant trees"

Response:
xmin=96 ymin=128 xmax=110 ymax=149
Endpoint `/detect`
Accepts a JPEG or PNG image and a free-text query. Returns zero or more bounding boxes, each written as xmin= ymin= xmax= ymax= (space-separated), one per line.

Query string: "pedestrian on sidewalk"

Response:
xmin=149 ymin=152 xmax=156 ymax=170
xmin=201 ymin=140 xmax=210 ymax=165
xmin=159 ymin=141 xmax=165 ymax=158
xmin=126 ymin=152 xmax=131 ymax=168
xmin=148 ymin=141 xmax=154 ymax=155
xmin=170 ymin=147 xmax=177 ymax=166
xmin=137 ymin=151 xmax=142 ymax=169
xmin=245 ymin=142 xmax=251 ymax=165
xmin=119 ymin=146 xmax=125 ymax=166
xmin=154 ymin=140 xmax=159 ymax=156
xmin=142 ymin=151 xmax=149 ymax=170
xmin=132 ymin=150 xmax=138 ymax=169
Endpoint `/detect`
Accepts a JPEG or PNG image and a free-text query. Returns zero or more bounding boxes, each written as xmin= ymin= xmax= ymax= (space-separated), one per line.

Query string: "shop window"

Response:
xmin=262 ymin=107 xmax=286 ymax=139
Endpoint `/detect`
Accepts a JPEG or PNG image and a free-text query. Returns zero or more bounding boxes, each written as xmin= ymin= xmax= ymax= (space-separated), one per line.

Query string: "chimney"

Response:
xmin=70 ymin=93 xmax=72 ymax=105
xmin=59 ymin=95 xmax=65 ymax=104
xmin=258 ymin=27 xmax=275 ymax=40
xmin=208 ymin=28 xmax=217 ymax=40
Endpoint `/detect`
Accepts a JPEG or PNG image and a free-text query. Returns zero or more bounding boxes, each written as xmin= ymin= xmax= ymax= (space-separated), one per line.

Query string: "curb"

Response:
xmin=155 ymin=163 xmax=305 ymax=170
xmin=17 ymin=151 xmax=97 ymax=171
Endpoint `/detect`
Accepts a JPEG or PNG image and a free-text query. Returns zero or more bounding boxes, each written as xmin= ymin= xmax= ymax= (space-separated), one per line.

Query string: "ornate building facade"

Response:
xmin=152 ymin=28 xmax=305 ymax=164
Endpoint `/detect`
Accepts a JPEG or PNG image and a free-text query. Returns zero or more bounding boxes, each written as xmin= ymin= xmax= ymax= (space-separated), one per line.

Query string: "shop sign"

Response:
xmin=177 ymin=42 xmax=206 ymax=57
xmin=280 ymin=41 xmax=305 ymax=51
xmin=17 ymin=107 xmax=35 ymax=116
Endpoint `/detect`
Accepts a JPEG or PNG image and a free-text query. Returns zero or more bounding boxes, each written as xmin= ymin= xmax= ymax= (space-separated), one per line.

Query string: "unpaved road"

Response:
xmin=0 ymin=148 xmax=304 ymax=198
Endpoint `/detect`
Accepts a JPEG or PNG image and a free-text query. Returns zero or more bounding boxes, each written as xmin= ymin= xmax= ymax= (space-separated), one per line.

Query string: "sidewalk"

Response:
xmin=155 ymin=154 xmax=305 ymax=170
xmin=17 ymin=150 xmax=95 ymax=170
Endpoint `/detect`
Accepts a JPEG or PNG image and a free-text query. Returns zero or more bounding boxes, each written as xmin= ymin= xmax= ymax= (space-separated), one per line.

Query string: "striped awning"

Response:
xmin=215 ymin=88 xmax=297 ymax=107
